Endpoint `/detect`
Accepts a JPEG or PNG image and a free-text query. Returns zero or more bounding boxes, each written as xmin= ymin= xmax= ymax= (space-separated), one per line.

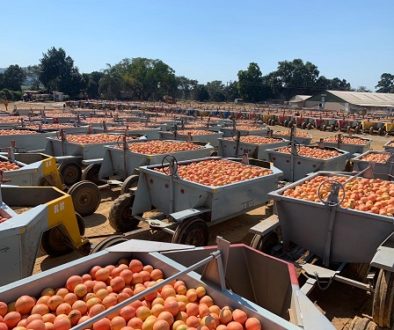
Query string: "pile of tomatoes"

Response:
xmin=276 ymin=146 xmax=341 ymax=159
xmin=129 ymin=141 xmax=201 ymax=155
xmin=65 ymin=134 xmax=121 ymax=145
xmin=230 ymin=136 xmax=282 ymax=144
xmin=157 ymin=160 xmax=272 ymax=186
xmin=283 ymin=175 xmax=394 ymax=216
xmin=323 ymin=136 xmax=368 ymax=145
xmin=233 ymin=125 xmax=264 ymax=131
xmin=274 ymin=130 xmax=309 ymax=138
xmin=0 ymin=258 xmax=261 ymax=330
xmin=0 ymin=130 xmax=37 ymax=136
xmin=360 ymin=152 xmax=391 ymax=163
xmin=177 ymin=130 xmax=213 ymax=136
xmin=0 ymin=161 xmax=20 ymax=172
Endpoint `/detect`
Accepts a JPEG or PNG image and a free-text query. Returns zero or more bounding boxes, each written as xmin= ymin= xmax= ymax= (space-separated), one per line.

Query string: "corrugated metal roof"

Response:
xmin=327 ymin=90 xmax=394 ymax=107
xmin=289 ymin=95 xmax=312 ymax=102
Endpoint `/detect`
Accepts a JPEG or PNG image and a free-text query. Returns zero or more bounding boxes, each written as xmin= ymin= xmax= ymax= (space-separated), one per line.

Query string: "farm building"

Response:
xmin=304 ymin=90 xmax=394 ymax=113
xmin=288 ymin=95 xmax=311 ymax=108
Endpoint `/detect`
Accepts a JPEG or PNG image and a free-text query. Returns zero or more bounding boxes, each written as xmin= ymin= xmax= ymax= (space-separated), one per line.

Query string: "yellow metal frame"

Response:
xmin=362 ymin=120 xmax=375 ymax=130
xmin=41 ymin=155 xmax=64 ymax=188
xmin=46 ymin=187 xmax=86 ymax=248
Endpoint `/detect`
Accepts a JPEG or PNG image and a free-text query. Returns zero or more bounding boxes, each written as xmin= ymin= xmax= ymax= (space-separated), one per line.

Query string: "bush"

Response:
xmin=0 ymin=89 xmax=22 ymax=101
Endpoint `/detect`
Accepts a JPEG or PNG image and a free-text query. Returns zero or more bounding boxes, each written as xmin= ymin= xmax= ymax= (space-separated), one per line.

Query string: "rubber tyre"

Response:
xmin=369 ymin=127 xmax=374 ymax=135
xmin=171 ymin=218 xmax=209 ymax=246
xmin=120 ymin=175 xmax=140 ymax=195
xmin=90 ymin=235 xmax=128 ymax=254
xmin=372 ymin=269 xmax=394 ymax=328
xmin=378 ymin=127 xmax=385 ymax=136
xmin=321 ymin=125 xmax=327 ymax=131
xmin=109 ymin=193 xmax=140 ymax=233
xmin=69 ymin=181 xmax=101 ymax=216
xmin=41 ymin=216 xmax=86 ymax=257
xmin=349 ymin=317 xmax=377 ymax=330
xmin=59 ymin=162 xmax=81 ymax=186
xmin=81 ymin=164 xmax=102 ymax=185
xmin=307 ymin=123 xmax=312 ymax=129
xmin=210 ymin=150 xmax=218 ymax=156
xmin=250 ymin=232 xmax=279 ymax=253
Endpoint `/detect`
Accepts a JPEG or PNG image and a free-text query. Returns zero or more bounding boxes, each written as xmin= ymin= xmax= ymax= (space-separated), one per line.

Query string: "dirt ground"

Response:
xmin=6 ymin=102 xmax=392 ymax=329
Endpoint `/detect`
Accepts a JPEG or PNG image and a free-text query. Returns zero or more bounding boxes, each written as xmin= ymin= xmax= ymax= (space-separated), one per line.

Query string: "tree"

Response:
xmin=98 ymin=64 xmax=123 ymax=100
xmin=224 ymin=81 xmax=240 ymax=102
xmin=82 ymin=71 xmax=104 ymax=99
xmin=25 ymin=65 xmax=41 ymax=90
xmin=192 ymin=84 xmax=209 ymax=101
xmin=39 ymin=47 xmax=83 ymax=97
xmin=267 ymin=59 xmax=320 ymax=99
xmin=376 ymin=73 xmax=394 ymax=93
xmin=356 ymin=86 xmax=371 ymax=92
xmin=176 ymin=76 xmax=198 ymax=100
xmin=238 ymin=63 xmax=265 ymax=102
xmin=3 ymin=65 xmax=25 ymax=91
xmin=206 ymin=80 xmax=226 ymax=102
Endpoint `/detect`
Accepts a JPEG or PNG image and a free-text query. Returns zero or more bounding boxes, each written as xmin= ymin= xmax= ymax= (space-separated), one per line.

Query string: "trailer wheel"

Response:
xmin=322 ymin=125 xmax=327 ymax=131
xmin=372 ymin=269 xmax=394 ymax=328
xmin=171 ymin=218 xmax=208 ymax=246
xmin=41 ymin=215 xmax=86 ymax=257
xmin=250 ymin=233 xmax=279 ymax=253
xmin=90 ymin=235 xmax=128 ymax=253
xmin=307 ymin=123 xmax=312 ymax=130
xmin=369 ymin=127 xmax=374 ymax=135
xmin=120 ymin=175 xmax=140 ymax=194
xmin=349 ymin=316 xmax=377 ymax=330
xmin=59 ymin=162 xmax=81 ymax=186
xmin=378 ymin=127 xmax=385 ymax=135
xmin=210 ymin=151 xmax=218 ymax=156
xmin=69 ymin=181 xmax=101 ymax=216
xmin=355 ymin=126 xmax=361 ymax=134
xmin=82 ymin=164 xmax=102 ymax=185
xmin=109 ymin=193 xmax=140 ymax=233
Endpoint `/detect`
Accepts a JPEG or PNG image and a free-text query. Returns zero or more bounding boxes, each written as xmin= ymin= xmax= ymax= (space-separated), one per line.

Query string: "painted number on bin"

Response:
xmin=241 ymin=200 xmax=258 ymax=209
xmin=53 ymin=202 xmax=65 ymax=214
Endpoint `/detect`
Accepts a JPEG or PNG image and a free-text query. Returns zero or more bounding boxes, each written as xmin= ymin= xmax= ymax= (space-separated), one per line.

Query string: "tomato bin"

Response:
xmin=93 ymin=122 xmax=161 ymax=140
xmin=219 ymin=124 xmax=269 ymax=137
xmin=267 ymin=145 xmax=349 ymax=181
xmin=0 ymin=185 xmax=89 ymax=286
xmin=95 ymin=140 xmax=215 ymax=194
xmin=250 ymin=171 xmax=394 ymax=328
xmin=384 ymin=139 xmax=394 ymax=153
xmin=218 ymin=134 xmax=289 ymax=162
xmin=103 ymin=157 xmax=282 ymax=243
xmin=352 ymin=150 xmax=394 ymax=179
xmin=320 ymin=134 xmax=371 ymax=156
xmin=160 ymin=129 xmax=223 ymax=147
xmin=272 ymin=129 xmax=312 ymax=145
xmin=0 ymin=237 xmax=334 ymax=329
xmin=0 ymin=129 xmax=57 ymax=152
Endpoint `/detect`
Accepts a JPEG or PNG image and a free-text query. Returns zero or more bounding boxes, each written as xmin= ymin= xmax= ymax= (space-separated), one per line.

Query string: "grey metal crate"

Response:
xmin=218 ymin=137 xmax=289 ymax=161
xmin=272 ymin=133 xmax=312 ymax=145
xmin=0 ymin=132 xmax=56 ymax=152
xmin=99 ymin=141 xmax=214 ymax=180
xmin=0 ymin=241 xmax=334 ymax=329
xmin=220 ymin=127 xmax=269 ymax=137
xmin=45 ymin=136 xmax=122 ymax=159
xmin=384 ymin=140 xmax=394 ymax=153
xmin=160 ymin=131 xmax=223 ymax=147
xmin=269 ymin=171 xmax=394 ymax=263
xmin=132 ymin=157 xmax=282 ymax=223
xmin=352 ymin=150 xmax=394 ymax=179
xmin=321 ymin=136 xmax=371 ymax=155
xmin=268 ymin=146 xmax=349 ymax=181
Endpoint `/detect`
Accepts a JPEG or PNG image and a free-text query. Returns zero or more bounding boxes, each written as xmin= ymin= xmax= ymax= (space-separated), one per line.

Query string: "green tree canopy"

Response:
xmin=39 ymin=47 xmax=82 ymax=97
xmin=376 ymin=73 xmax=394 ymax=93
xmin=2 ymin=65 xmax=25 ymax=91
xmin=238 ymin=63 xmax=265 ymax=102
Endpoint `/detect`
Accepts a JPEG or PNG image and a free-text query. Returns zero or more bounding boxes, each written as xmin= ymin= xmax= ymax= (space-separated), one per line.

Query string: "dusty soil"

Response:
xmin=6 ymin=102 xmax=392 ymax=329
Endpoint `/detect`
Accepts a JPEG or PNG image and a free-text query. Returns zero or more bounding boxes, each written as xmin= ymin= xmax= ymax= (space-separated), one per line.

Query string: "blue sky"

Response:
xmin=1 ymin=0 xmax=393 ymax=90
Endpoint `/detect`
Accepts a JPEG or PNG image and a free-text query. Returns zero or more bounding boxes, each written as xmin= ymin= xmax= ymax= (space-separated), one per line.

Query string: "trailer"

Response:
xmin=160 ymin=129 xmax=223 ymax=147
xmin=0 ymin=129 xmax=56 ymax=152
xmin=96 ymin=140 xmax=215 ymax=194
xmin=218 ymin=134 xmax=289 ymax=161
xmin=272 ymin=130 xmax=312 ymax=145
xmin=320 ymin=134 xmax=371 ymax=156
xmin=384 ymin=140 xmax=394 ymax=153
xmin=352 ymin=150 xmax=394 ymax=178
xmin=268 ymin=145 xmax=349 ymax=181
xmin=250 ymin=171 xmax=394 ymax=328
xmin=0 ymin=185 xmax=89 ymax=286
xmin=0 ymin=238 xmax=334 ymax=330
xmin=107 ymin=157 xmax=282 ymax=242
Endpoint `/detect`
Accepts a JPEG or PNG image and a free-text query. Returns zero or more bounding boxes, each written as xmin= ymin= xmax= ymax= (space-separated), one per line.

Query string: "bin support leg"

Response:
xmin=323 ymin=206 xmax=337 ymax=266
